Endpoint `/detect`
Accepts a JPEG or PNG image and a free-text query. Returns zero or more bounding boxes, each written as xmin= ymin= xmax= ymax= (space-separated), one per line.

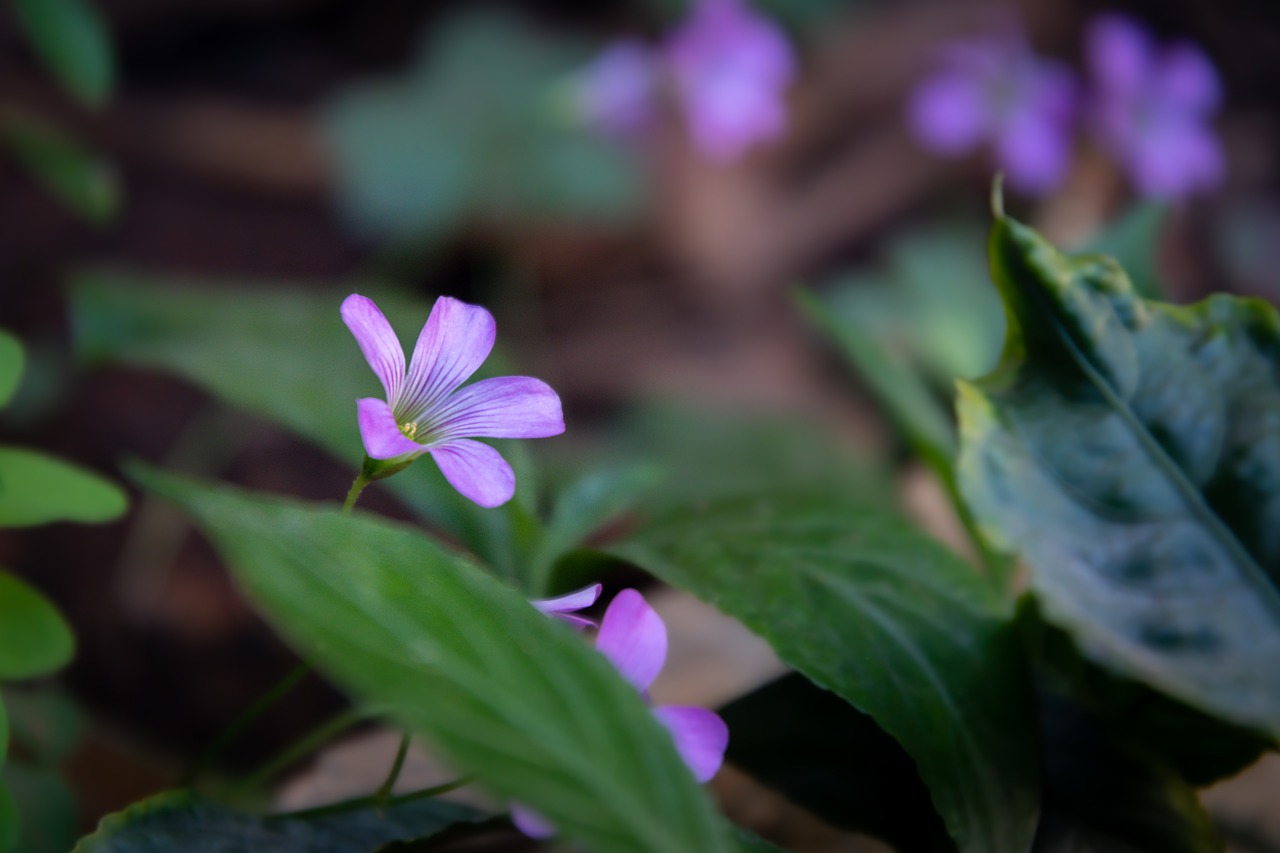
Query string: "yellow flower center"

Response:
xmin=398 ymin=421 xmax=418 ymax=440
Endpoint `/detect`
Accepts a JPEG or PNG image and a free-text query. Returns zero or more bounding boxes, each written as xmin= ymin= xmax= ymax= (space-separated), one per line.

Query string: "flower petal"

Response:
xmin=341 ymin=294 xmax=405 ymax=401
xmin=1157 ymin=42 xmax=1221 ymax=114
xmin=595 ymin=588 xmax=667 ymax=693
xmin=1086 ymin=13 xmax=1152 ymax=100
xmin=397 ymin=297 xmax=496 ymax=421
xmin=908 ymin=71 xmax=991 ymax=155
xmin=532 ymin=583 xmax=603 ymax=615
xmin=1127 ymin=117 xmax=1224 ymax=199
xmin=653 ymin=705 xmax=729 ymax=782
xmin=995 ymin=112 xmax=1072 ymax=194
xmin=429 ymin=438 xmax=515 ymax=508
xmin=357 ymin=397 xmax=425 ymax=460
xmin=510 ymin=804 xmax=557 ymax=839
xmin=427 ymin=376 xmax=565 ymax=441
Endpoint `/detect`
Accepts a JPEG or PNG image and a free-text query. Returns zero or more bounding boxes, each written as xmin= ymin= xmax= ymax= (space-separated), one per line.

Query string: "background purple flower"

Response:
xmin=573 ymin=40 xmax=658 ymax=137
xmin=513 ymin=588 xmax=729 ymax=839
xmin=341 ymin=294 xmax=564 ymax=508
xmin=664 ymin=0 xmax=797 ymax=162
xmin=1086 ymin=13 xmax=1224 ymax=199
xmin=909 ymin=33 xmax=1078 ymax=194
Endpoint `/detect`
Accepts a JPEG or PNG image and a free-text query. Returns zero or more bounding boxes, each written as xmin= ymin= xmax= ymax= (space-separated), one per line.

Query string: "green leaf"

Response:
xmin=70 ymin=274 xmax=527 ymax=573
xmin=0 ymin=332 xmax=22 ymax=410
xmin=11 ymin=0 xmax=114 ymax=106
xmin=1076 ymin=204 xmax=1168 ymax=300
xmin=0 ymin=693 xmax=7 ymax=767
xmin=1 ymin=763 xmax=77 ymax=853
xmin=73 ymin=790 xmax=487 ymax=853
xmin=0 ymin=446 xmax=127 ymax=527
xmin=135 ymin=467 xmax=736 ymax=853
xmin=614 ymin=492 xmax=1040 ymax=853
xmin=0 ymin=779 xmax=17 ymax=853
xmin=1 ymin=687 xmax=85 ymax=766
xmin=322 ymin=11 xmax=641 ymax=240
xmin=1033 ymin=690 xmax=1221 ymax=853
xmin=720 ymin=673 xmax=952 ymax=852
xmin=0 ymin=571 xmax=75 ymax=680
xmin=0 ymin=110 xmax=120 ymax=223
xmin=958 ymin=208 xmax=1280 ymax=736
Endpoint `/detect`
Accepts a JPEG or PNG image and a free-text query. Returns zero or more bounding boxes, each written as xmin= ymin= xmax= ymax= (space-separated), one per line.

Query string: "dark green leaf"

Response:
xmin=0 ymin=446 xmax=127 ymax=527
xmin=0 ymin=780 xmax=17 ymax=853
xmin=720 ymin=673 xmax=952 ymax=852
xmin=135 ymin=467 xmax=735 ymax=853
xmin=0 ymin=110 xmax=120 ymax=222
xmin=1033 ymin=689 xmax=1221 ymax=853
xmin=322 ymin=11 xmax=641 ymax=240
xmin=614 ymin=492 xmax=1040 ymax=853
xmin=1 ymin=687 xmax=85 ymax=766
xmin=958 ymin=208 xmax=1280 ymax=735
xmin=73 ymin=790 xmax=486 ymax=853
xmin=1076 ymin=205 xmax=1167 ymax=300
xmin=0 ymin=571 xmax=74 ymax=680
xmin=11 ymin=0 xmax=114 ymax=106
xmin=0 ymin=693 xmax=7 ymax=767
xmin=1 ymin=763 xmax=77 ymax=853
xmin=70 ymin=274 xmax=534 ymax=577
xmin=0 ymin=332 xmax=22 ymax=410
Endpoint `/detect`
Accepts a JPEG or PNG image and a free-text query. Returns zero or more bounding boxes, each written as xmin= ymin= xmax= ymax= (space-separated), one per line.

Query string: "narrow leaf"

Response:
xmin=11 ymin=0 xmax=114 ymax=107
xmin=0 ymin=446 xmax=127 ymax=528
xmin=0 ymin=110 xmax=120 ymax=223
xmin=0 ymin=332 xmax=22 ymax=409
xmin=135 ymin=467 xmax=735 ymax=853
xmin=0 ymin=571 xmax=75 ymax=680
xmin=959 ymin=209 xmax=1280 ymax=735
xmin=615 ymin=493 xmax=1040 ymax=853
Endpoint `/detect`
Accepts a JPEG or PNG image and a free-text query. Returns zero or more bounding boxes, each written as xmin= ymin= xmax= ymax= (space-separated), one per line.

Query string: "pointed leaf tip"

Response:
xmin=990 ymin=175 xmax=1006 ymax=220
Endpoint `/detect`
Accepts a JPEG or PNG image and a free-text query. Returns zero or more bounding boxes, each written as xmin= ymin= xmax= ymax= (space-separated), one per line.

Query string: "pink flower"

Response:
xmin=1085 ymin=13 xmax=1224 ymax=199
xmin=514 ymin=588 xmax=730 ymax=839
xmin=341 ymin=294 xmax=564 ymax=508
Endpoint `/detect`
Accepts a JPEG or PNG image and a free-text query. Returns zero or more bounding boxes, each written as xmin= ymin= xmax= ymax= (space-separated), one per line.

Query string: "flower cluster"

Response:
xmin=909 ymin=13 xmax=1224 ymax=199
xmin=571 ymin=0 xmax=796 ymax=163
xmin=517 ymin=587 xmax=730 ymax=839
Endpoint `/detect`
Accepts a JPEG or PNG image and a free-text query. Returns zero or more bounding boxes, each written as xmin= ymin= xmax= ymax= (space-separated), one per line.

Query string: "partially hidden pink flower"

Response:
xmin=341 ymin=294 xmax=564 ymax=508
xmin=514 ymin=588 xmax=730 ymax=839
xmin=1085 ymin=13 xmax=1224 ymax=199
xmin=909 ymin=32 xmax=1078 ymax=194
xmin=665 ymin=0 xmax=797 ymax=162
xmin=530 ymin=583 xmax=603 ymax=630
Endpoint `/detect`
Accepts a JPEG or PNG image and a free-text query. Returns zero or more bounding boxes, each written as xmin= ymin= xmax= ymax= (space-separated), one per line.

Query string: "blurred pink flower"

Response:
xmin=514 ymin=588 xmax=730 ymax=839
xmin=909 ymin=32 xmax=1078 ymax=194
xmin=573 ymin=40 xmax=658 ymax=137
xmin=1085 ymin=13 xmax=1224 ymax=199
xmin=341 ymin=294 xmax=563 ymax=508
xmin=664 ymin=0 xmax=797 ymax=162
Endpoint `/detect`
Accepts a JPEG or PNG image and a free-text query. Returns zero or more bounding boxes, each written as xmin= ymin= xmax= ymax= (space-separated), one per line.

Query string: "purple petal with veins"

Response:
xmin=341 ymin=295 xmax=405 ymax=402
xmin=429 ymin=438 xmax=516 ymax=508
xmin=399 ymin=297 xmax=496 ymax=421
xmin=357 ymin=397 xmax=424 ymax=460
xmin=429 ymin=376 xmax=565 ymax=441
xmin=653 ymin=705 xmax=730 ymax=783
xmin=532 ymin=584 xmax=603 ymax=629
xmin=595 ymin=588 xmax=667 ymax=693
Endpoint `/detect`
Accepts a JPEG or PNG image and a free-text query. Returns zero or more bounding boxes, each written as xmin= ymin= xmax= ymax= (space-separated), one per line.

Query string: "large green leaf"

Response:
xmin=0 ymin=571 xmax=74 ymax=680
xmin=73 ymin=790 xmax=486 ymax=853
xmin=958 ymin=205 xmax=1280 ymax=736
xmin=11 ymin=0 xmax=114 ymax=107
xmin=322 ymin=11 xmax=640 ymax=240
xmin=0 ymin=110 xmax=120 ymax=223
xmin=720 ymin=673 xmax=952 ymax=852
xmin=0 ymin=780 xmax=17 ymax=853
xmin=136 ymin=467 xmax=736 ymax=852
xmin=1075 ymin=204 xmax=1167 ymax=300
xmin=71 ymin=274 xmax=536 ymax=577
xmin=614 ymin=492 xmax=1040 ymax=853
xmin=0 ymin=446 xmax=127 ymax=527
xmin=0 ymin=332 xmax=22 ymax=409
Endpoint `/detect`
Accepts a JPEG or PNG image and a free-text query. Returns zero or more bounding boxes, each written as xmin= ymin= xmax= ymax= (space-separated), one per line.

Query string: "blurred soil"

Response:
xmin=2 ymin=0 xmax=1280 ymax=849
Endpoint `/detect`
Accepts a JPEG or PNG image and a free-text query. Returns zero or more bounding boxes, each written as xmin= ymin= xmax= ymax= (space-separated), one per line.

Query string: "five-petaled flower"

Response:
xmin=1085 ymin=13 xmax=1224 ymax=199
xmin=514 ymin=588 xmax=730 ymax=839
xmin=341 ymin=294 xmax=564 ymax=508
xmin=908 ymin=31 xmax=1078 ymax=194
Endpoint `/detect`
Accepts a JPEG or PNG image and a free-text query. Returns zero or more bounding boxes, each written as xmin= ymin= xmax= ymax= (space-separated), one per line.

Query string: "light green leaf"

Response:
xmin=73 ymin=790 xmax=487 ymax=853
xmin=0 ymin=779 xmax=17 ymax=853
xmin=2 ymin=763 xmax=77 ymax=853
xmin=0 ymin=332 xmax=22 ymax=410
xmin=0 ymin=571 xmax=75 ymax=680
xmin=0 ymin=446 xmax=127 ymax=527
xmin=958 ymin=206 xmax=1280 ymax=736
xmin=71 ymin=274 xmax=530 ymax=574
xmin=136 ymin=467 xmax=735 ymax=853
xmin=11 ymin=0 xmax=114 ymax=107
xmin=0 ymin=110 xmax=120 ymax=223
xmin=322 ymin=11 xmax=640 ymax=239
xmin=614 ymin=492 xmax=1040 ymax=853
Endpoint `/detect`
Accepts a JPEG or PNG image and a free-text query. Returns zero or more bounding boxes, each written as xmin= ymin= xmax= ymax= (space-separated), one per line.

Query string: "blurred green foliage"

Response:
xmin=11 ymin=0 xmax=114 ymax=108
xmin=0 ymin=110 xmax=121 ymax=224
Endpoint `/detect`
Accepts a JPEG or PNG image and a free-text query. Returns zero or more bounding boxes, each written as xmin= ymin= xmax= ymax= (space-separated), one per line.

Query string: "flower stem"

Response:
xmin=373 ymin=731 xmax=412 ymax=811
xmin=233 ymin=708 xmax=368 ymax=797
xmin=276 ymin=775 xmax=474 ymax=820
xmin=342 ymin=471 xmax=370 ymax=515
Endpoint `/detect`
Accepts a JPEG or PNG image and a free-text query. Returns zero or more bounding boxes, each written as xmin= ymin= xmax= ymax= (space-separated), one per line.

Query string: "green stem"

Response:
xmin=277 ymin=775 xmax=474 ymax=821
xmin=373 ymin=732 xmax=412 ymax=809
xmin=233 ymin=708 xmax=367 ymax=796
xmin=343 ymin=472 xmax=370 ymax=515
xmin=184 ymin=662 xmax=312 ymax=786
